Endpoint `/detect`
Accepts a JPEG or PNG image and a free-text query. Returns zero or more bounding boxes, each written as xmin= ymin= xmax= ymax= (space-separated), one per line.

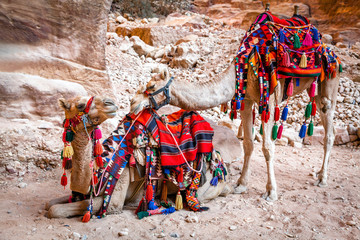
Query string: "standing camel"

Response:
xmin=130 ymin=22 xmax=340 ymax=201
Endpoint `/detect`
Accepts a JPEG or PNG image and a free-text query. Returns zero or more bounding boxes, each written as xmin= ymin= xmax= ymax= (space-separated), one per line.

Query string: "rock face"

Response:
xmin=0 ymin=0 xmax=113 ymax=98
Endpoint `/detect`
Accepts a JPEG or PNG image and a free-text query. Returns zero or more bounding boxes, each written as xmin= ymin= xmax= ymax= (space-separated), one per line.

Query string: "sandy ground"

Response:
xmin=0 ymin=143 xmax=359 ymax=240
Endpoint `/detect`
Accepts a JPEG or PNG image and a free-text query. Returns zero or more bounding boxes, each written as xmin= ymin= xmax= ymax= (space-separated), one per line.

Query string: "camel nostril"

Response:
xmin=103 ymin=98 xmax=115 ymax=106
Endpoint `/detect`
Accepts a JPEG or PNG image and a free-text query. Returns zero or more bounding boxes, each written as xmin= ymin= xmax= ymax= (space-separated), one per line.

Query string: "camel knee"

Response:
xmin=319 ymin=97 xmax=332 ymax=113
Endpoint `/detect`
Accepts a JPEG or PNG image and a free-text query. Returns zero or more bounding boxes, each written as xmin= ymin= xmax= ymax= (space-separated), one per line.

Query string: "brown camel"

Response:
xmin=130 ymin=59 xmax=340 ymax=201
xmin=47 ymin=96 xmax=233 ymax=218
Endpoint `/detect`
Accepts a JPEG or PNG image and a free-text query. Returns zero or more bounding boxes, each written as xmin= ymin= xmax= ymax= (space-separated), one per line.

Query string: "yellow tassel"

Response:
xmin=299 ymin=52 xmax=307 ymax=68
xmin=63 ymin=144 xmax=74 ymax=158
xmin=175 ymin=190 xmax=183 ymax=210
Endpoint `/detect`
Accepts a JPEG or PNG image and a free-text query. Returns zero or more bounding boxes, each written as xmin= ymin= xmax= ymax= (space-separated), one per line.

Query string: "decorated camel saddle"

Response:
xmin=77 ymin=108 xmax=227 ymax=219
xmin=229 ymin=11 xmax=342 ymax=138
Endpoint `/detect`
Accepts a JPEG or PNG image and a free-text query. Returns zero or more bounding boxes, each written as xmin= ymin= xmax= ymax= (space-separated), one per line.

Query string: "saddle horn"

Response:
xmin=294 ymin=5 xmax=299 ymax=15
xmin=265 ymin=3 xmax=270 ymax=12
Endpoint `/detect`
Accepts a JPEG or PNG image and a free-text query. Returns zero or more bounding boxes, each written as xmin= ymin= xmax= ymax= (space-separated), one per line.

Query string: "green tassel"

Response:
xmin=260 ymin=123 xmax=263 ymax=135
xmin=137 ymin=211 xmax=150 ymax=220
xmin=252 ymin=127 xmax=254 ymax=135
xmin=293 ymin=32 xmax=301 ymax=49
xmin=61 ymin=150 xmax=63 ymax=159
xmin=65 ymin=131 xmax=74 ymax=142
xmin=307 ymin=121 xmax=314 ymax=136
xmin=339 ymin=64 xmax=343 ymax=73
xmin=272 ymin=124 xmax=278 ymax=140
xmin=305 ymin=102 xmax=312 ymax=119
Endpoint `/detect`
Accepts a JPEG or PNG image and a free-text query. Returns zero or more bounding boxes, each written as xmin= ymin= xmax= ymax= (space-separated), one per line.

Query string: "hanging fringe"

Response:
xmin=61 ymin=172 xmax=67 ymax=189
xmin=311 ymin=101 xmax=317 ymax=116
xmin=241 ymin=100 xmax=245 ymax=111
xmin=65 ymin=131 xmax=74 ymax=142
xmin=315 ymin=52 xmax=321 ymax=65
xmin=302 ymin=31 xmax=313 ymax=46
xmin=277 ymin=124 xmax=283 ymax=139
xmin=146 ymin=184 xmax=154 ymax=202
xmin=299 ymin=123 xmax=307 ymax=138
xmin=82 ymin=211 xmax=91 ymax=223
xmin=281 ymin=105 xmax=288 ymax=121
xmin=299 ymin=52 xmax=307 ymax=68
xmin=311 ymin=27 xmax=319 ymax=42
xmin=282 ymin=50 xmax=291 ymax=67
xmin=305 ymin=102 xmax=312 ymax=119
xmin=287 ymin=79 xmax=294 ymax=96
xmin=260 ymin=123 xmax=263 ymax=135
xmin=272 ymin=124 xmax=278 ymax=140
xmin=307 ymin=121 xmax=314 ymax=136
xmin=94 ymin=141 xmax=103 ymax=156
xmin=95 ymin=156 xmax=103 ymax=168
xmin=279 ymin=29 xmax=285 ymax=43
xmin=64 ymin=159 xmax=72 ymax=170
xmin=93 ymin=127 xmax=102 ymax=140
xmin=175 ymin=190 xmax=183 ymax=210
xmin=339 ymin=64 xmax=343 ymax=73
xmin=293 ymin=32 xmax=301 ymax=49
xmin=308 ymin=81 xmax=316 ymax=98
xmin=274 ymin=105 xmax=280 ymax=122
xmin=63 ymin=144 xmax=74 ymax=158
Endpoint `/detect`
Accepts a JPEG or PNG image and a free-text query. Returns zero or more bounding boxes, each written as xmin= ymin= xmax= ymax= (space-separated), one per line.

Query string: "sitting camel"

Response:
xmin=130 ymin=16 xmax=341 ymax=201
xmin=46 ymin=96 xmax=234 ymax=218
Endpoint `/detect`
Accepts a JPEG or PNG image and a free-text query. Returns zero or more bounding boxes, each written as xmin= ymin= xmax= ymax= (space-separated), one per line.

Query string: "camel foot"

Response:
xmin=234 ymin=184 xmax=247 ymax=194
xmin=220 ymin=184 xmax=234 ymax=197
xmin=262 ymin=190 xmax=278 ymax=202
xmin=314 ymin=172 xmax=328 ymax=188
xmin=45 ymin=196 xmax=70 ymax=210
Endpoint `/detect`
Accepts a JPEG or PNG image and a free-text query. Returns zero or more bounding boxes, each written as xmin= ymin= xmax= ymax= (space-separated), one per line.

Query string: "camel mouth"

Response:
xmin=105 ymin=110 xmax=117 ymax=117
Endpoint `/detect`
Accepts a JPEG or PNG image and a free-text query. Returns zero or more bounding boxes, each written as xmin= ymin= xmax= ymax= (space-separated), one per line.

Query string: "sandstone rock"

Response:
xmin=176 ymin=34 xmax=199 ymax=45
xmin=170 ymin=43 xmax=200 ymax=68
xmin=336 ymin=42 xmax=347 ymax=48
xmin=322 ymin=34 xmax=333 ymax=44
xmin=275 ymin=137 xmax=288 ymax=146
xmin=347 ymin=124 xmax=357 ymax=135
xmin=116 ymin=15 xmax=127 ymax=24
xmin=357 ymin=128 xmax=360 ymax=138
xmin=349 ymin=135 xmax=358 ymax=142
xmin=334 ymin=127 xmax=351 ymax=145
xmin=0 ymin=72 xmax=87 ymax=121
xmin=130 ymin=36 xmax=155 ymax=56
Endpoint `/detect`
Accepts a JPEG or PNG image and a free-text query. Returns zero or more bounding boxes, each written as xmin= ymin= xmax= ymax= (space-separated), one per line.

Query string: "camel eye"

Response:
xmin=148 ymin=85 xmax=155 ymax=90
xmin=77 ymin=103 xmax=85 ymax=110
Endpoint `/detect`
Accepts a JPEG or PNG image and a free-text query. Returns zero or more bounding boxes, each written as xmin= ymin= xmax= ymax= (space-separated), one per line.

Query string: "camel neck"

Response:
xmin=70 ymin=127 xmax=94 ymax=195
xmin=169 ymin=63 xmax=236 ymax=110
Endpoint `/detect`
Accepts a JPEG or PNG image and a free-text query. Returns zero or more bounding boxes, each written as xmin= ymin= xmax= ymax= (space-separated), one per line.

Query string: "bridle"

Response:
xmin=144 ymin=77 xmax=173 ymax=110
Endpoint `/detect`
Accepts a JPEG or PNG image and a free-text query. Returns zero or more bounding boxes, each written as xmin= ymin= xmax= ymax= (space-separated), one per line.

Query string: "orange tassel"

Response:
xmin=82 ymin=211 xmax=91 ymax=223
xmin=177 ymin=168 xmax=184 ymax=182
xmin=95 ymin=156 xmax=103 ymax=168
xmin=146 ymin=184 xmax=154 ymax=202
xmin=94 ymin=141 xmax=103 ymax=156
xmin=93 ymin=172 xmax=98 ymax=185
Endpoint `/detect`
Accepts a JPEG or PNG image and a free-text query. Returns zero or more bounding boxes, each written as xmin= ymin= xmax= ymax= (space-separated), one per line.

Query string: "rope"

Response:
xmin=92 ymin=110 xmax=145 ymax=197
xmin=163 ymin=123 xmax=203 ymax=174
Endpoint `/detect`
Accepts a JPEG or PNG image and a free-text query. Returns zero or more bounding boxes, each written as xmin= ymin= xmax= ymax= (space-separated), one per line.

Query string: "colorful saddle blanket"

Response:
xmin=232 ymin=12 xmax=341 ymax=116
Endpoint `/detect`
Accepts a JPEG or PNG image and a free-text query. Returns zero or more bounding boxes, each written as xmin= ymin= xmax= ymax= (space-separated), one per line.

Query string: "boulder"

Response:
xmin=347 ymin=124 xmax=357 ymax=135
xmin=170 ymin=42 xmax=200 ymax=68
xmin=358 ymin=128 xmax=360 ymax=139
xmin=130 ymin=36 xmax=155 ymax=56
xmin=322 ymin=34 xmax=333 ymax=44
xmin=176 ymin=34 xmax=199 ymax=45
xmin=0 ymin=72 xmax=87 ymax=121
xmin=334 ymin=127 xmax=351 ymax=145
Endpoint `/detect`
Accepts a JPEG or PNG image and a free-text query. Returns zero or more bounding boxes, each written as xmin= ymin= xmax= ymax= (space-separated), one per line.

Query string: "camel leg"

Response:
xmin=107 ymin=165 xmax=131 ymax=213
xmin=47 ymin=197 xmax=103 ymax=218
xmin=45 ymin=196 xmax=70 ymax=210
xmin=314 ymin=77 xmax=339 ymax=187
xmin=234 ymin=99 xmax=255 ymax=194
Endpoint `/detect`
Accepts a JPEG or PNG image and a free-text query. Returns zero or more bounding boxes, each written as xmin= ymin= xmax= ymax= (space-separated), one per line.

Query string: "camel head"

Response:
xmin=58 ymin=96 xmax=118 ymax=131
xmin=130 ymin=67 xmax=171 ymax=114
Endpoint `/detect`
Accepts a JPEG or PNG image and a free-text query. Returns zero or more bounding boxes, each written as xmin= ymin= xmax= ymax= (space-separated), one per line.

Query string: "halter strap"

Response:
xmin=144 ymin=77 xmax=173 ymax=110
xmin=84 ymin=96 xmax=95 ymax=114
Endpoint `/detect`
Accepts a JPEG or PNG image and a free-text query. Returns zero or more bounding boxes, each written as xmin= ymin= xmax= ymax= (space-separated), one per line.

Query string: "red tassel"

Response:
xmin=277 ymin=124 xmax=284 ymax=139
xmin=93 ymin=172 xmax=98 ymax=185
xmin=311 ymin=101 xmax=317 ymax=116
xmin=64 ymin=119 xmax=70 ymax=128
xmin=96 ymin=156 xmax=103 ymax=168
xmin=233 ymin=110 xmax=237 ymax=119
xmin=261 ymin=110 xmax=266 ymax=122
xmin=93 ymin=127 xmax=102 ymax=140
xmin=274 ymin=105 xmax=280 ymax=122
xmin=82 ymin=211 xmax=91 ymax=223
xmin=287 ymin=79 xmax=293 ymax=96
xmin=240 ymin=100 xmax=245 ymax=111
xmin=62 ymin=131 xmax=67 ymax=143
xmin=61 ymin=173 xmax=67 ymax=189
xmin=282 ymin=50 xmax=291 ymax=67
xmin=177 ymin=167 xmax=184 ymax=182
xmin=303 ymin=31 xmax=313 ymax=46
xmin=146 ymin=184 xmax=154 ymax=202
xmin=265 ymin=111 xmax=270 ymax=123
xmin=94 ymin=141 xmax=103 ymax=156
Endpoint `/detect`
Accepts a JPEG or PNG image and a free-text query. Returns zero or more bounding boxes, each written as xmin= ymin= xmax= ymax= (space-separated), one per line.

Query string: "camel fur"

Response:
xmin=47 ymin=96 xmax=232 ymax=219
xmin=130 ymin=61 xmax=340 ymax=201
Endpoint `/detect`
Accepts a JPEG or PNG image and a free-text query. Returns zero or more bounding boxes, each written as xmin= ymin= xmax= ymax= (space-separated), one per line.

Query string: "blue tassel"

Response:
xmin=281 ymin=105 xmax=288 ymax=121
xmin=210 ymin=176 xmax=218 ymax=186
xmin=279 ymin=29 xmax=285 ymax=43
xmin=236 ymin=100 xmax=241 ymax=110
xmin=299 ymin=123 xmax=307 ymax=138
xmin=164 ymin=168 xmax=170 ymax=175
xmin=296 ymin=78 xmax=300 ymax=87
xmin=148 ymin=200 xmax=158 ymax=210
xmin=311 ymin=27 xmax=319 ymax=42
xmin=161 ymin=207 xmax=176 ymax=215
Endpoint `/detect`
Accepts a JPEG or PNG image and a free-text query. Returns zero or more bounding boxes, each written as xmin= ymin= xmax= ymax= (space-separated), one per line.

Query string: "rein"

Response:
xmin=144 ymin=77 xmax=173 ymax=110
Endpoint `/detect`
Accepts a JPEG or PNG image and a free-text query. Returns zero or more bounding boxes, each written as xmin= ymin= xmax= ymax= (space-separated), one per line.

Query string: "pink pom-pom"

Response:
xmin=308 ymin=81 xmax=316 ymax=98
xmin=93 ymin=127 xmax=102 ymax=140
xmin=277 ymin=124 xmax=284 ymax=139
xmin=287 ymin=79 xmax=294 ymax=97
xmin=302 ymin=31 xmax=313 ymax=46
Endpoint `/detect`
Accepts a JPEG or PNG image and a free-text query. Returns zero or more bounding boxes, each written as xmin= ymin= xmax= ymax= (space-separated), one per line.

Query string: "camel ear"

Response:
xmin=160 ymin=67 xmax=169 ymax=80
xmin=58 ymin=98 xmax=70 ymax=110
